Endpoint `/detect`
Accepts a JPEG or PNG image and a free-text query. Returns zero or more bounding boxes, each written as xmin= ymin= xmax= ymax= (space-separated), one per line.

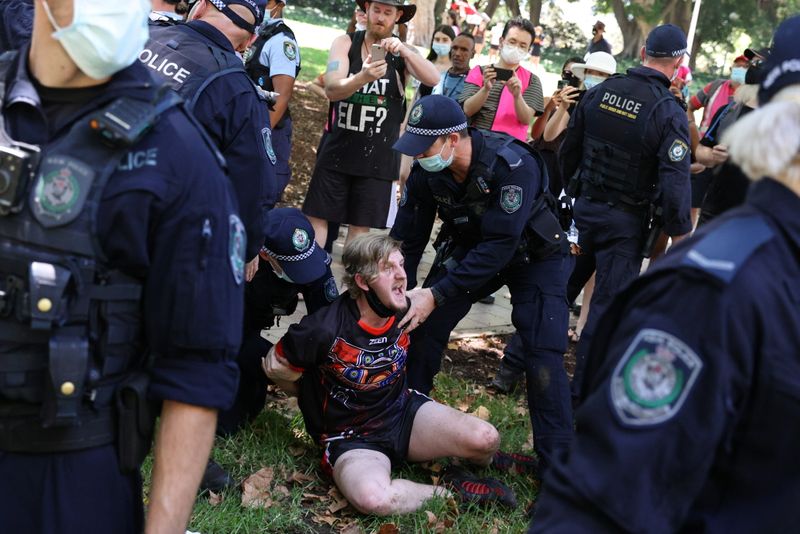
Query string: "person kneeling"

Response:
xmin=263 ymin=234 xmax=516 ymax=514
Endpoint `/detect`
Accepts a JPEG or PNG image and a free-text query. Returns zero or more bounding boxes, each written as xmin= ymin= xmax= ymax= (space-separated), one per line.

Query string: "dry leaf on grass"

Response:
xmin=274 ymin=484 xmax=291 ymax=499
xmin=327 ymin=486 xmax=350 ymax=514
xmin=290 ymin=470 xmax=315 ymax=484
xmin=425 ymin=510 xmax=437 ymax=526
xmin=241 ymin=467 xmax=274 ymax=509
xmin=288 ymin=445 xmax=306 ymax=457
xmin=208 ymin=491 xmax=223 ymax=506
xmin=339 ymin=521 xmax=364 ymax=534
xmin=311 ymin=513 xmax=337 ymax=526
xmin=470 ymin=405 xmax=491 ymax=420
xmin=376 ymin=523 xmax=400 ymax=534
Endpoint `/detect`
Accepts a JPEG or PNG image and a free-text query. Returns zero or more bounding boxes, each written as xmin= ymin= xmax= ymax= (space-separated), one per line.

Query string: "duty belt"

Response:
xmin=581 ymin=184 xmax=650 ymax=215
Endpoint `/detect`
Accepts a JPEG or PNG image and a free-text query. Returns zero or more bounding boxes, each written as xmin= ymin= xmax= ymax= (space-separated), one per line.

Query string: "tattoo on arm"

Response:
xmin=327 ymin=60 xmax=340 ymax=72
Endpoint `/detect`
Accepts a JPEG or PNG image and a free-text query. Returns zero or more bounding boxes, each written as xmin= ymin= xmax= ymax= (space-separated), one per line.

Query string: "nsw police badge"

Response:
xmin=668 ymin=139 xmax=689 ymax=162
xmin=292 ymin=228 xmax=310 ymax=252
xmin=408 ymin=104 xmax=423 ymax=126
xmin=324 ymin=276 xmax=339 ymax=302
xmin=31 ymin=155 xmax=96 ymax=228
xmin=229 ymin=214 xmax=246 ymax=285
xmin=262 ymin=127 xmax=277 ymax=165
xmin=500 ymin=185 xmax=523 ymax=214
xmin=283 ymin=41 xmax=297 ymax=61
xmin=610 ymin=329 xmax=703 ymax=426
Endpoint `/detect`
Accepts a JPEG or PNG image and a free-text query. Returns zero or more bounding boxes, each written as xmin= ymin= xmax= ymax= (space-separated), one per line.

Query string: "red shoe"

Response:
xmin=492 ymin=450 xmax=539 ymax=476
xmin=440 ymin=465 xmax=517 ymax=509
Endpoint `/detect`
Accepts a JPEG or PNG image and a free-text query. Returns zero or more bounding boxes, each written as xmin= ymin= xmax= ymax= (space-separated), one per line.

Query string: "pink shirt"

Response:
xmin=464 ymin=65 xmax=533 ymax=140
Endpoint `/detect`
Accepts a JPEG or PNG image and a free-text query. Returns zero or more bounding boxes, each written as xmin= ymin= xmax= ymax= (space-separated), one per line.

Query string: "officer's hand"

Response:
xmin=362 ymin=54 xmax=388 ymax=82
xmin=398 ymin=288 xmax=436 ymax=332
xmin=506 ymin=75 xmax=522 ymax=97
xmin=245 ymin=256 xmax=259 ymax=283
xmin=482 ymin=66 xmax=497 ymax=91
xmin=381 ymin=37 xmax=404 ymax=57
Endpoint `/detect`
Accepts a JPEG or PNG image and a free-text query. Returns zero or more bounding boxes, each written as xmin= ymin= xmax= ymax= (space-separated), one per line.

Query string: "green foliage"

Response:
xmin=296 ymin=47 xmax=329 ymax=83
xmin=284 ymin=5 xmax=350 ymax=29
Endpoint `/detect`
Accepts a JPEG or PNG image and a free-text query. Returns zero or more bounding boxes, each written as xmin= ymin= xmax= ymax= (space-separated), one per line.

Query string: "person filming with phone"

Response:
xmin=460 ymin=16 xmax=544 ymax=141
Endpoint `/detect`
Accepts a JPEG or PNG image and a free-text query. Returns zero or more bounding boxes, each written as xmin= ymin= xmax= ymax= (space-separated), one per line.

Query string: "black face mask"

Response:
xmin=364 ymin=286 xmax=396 ymax=318
xmin=745 ymin=63 xmax=764 ymax=85
xmin=592 ymin=28 xmax=598 ymax=35
xmin=562 ymin=70 xmax=572 ymax=80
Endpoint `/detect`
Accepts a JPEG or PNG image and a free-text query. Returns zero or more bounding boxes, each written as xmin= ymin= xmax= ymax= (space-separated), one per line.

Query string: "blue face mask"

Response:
xmin=432 ymin=42 xmax=451 ymax=57
xmin=731 ymin=66 xmax=747 ymax=85
xmin=418 ymin=139 xmax=454 ymax=172
xmin=583 ymin=74 xmax=605 ymax=90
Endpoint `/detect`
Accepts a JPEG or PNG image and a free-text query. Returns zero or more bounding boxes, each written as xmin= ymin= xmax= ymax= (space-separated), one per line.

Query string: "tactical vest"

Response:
xmin=244 ymin=20 xmax=300 ymax=129
xmin=578 ymin=74 xmax=675 ymax=207
xmin=141 ymin=24 xmax=250 ymax=113
xmin=432 ymin=130 xmax=565 ymax=260
xmin=0 ymin=56 xmax=181 ymax=455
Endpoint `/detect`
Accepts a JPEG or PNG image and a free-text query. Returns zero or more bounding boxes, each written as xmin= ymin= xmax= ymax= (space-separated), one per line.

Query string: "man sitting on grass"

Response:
xmin=263 ymin=234 xmax=524 ymax=515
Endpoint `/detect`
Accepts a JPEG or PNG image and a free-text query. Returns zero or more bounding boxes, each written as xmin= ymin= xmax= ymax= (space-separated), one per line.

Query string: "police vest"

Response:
xmin=244 ymin=20 xmax=300 ymax=129
xmin=432 ymin=130 xmax=565 ymax=260
xmin=0 ymin=54 xmax=181 ymax=454
xmin=314 ymin=30 xmax=407 ymax=181
xmin=140 ymin=24 xmax=250 ymax=113
xmin=578 ymin=74 xmax=675 ymax=206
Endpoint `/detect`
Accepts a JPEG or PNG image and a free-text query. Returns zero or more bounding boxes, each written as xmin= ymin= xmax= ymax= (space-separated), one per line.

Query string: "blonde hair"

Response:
xmin=723 ymin=85 xmax=800 ymax=188
xmin=733 ymin=84 xmax=759 ymax=107
xmin=342 ymin=234 xmax=402 ymax=299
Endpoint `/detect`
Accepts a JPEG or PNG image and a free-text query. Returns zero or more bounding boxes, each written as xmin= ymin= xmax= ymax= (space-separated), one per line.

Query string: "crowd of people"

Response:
xmin=0 ymin=0 xmax=797 ymax=532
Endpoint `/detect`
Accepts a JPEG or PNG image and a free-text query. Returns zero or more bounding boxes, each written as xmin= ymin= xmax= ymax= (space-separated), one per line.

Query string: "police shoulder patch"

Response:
xmin=31 ymin=155 xmax=95 ymax=228
xmin=324 ymin=276 xmax=339 ymax=302
xmin=610 ymin=328 xmax=703 ymax=426
xmin=229 ymin=214 xmax=246 ymax=286
xmin=668 ymin=139 xmax=689 ymax=162
xmin=399 ymin=185 xmax=408 ymax=207
xmin=262 ymin=126 xmax=277 ymax=165
xmin=283 ymin=40 xmax=297 ymax=61
xmin=408 ymin=104 xmax=423 ymax=126
xmin=500 ymin=184 xmax=523 ymax=214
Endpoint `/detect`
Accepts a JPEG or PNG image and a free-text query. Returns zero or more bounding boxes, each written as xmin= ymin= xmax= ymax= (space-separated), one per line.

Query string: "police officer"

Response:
xmin=203 ymin=208 xmax=339 ymax=491
xmin=561 ymin=24 xmax=692 ymax=397
xmin=141 ymin=0 xmax=276 ymax=269
xmin=149 ymin=0 xmax=189 ymax=25
xmin=391 ymin=95 xmax=574 ymax=472
xmin=0 ymin=1 xmax=244 ymax=532
xmin=245 ymin=0 xmax=300 ymax=199
xmin=531 ymin=16 xmax=800 ymax=531
xmin=0 ymin=0 xmax=33 ymax=52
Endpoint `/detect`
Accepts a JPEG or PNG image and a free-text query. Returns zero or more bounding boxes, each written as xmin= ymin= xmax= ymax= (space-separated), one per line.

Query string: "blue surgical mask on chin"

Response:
xmin=731 ymin=66 xmax=747 ymax=85
xmin=583 ymin=74 xmax=605 ymax=90
xmin=417 ymin=140 xmax=454 ymax=172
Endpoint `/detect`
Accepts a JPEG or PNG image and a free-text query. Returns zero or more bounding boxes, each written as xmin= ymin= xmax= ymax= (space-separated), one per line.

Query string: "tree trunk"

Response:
xmin=484 ymin=0 xmax=501 ymax=20
xmin=528 ymin=0 xmax=542 ymax=25
xmin=611 ymin=0 xmax=649 ymax=58
xmin=409 ymin=0 xmax=436 ymax=47
xmin=505 ymin=0 xmax=521 ymax=18
xmin=434 ymin=0 xmax=447 ymax=26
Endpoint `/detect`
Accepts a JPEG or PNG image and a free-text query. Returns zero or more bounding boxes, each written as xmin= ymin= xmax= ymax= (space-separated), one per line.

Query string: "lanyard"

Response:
xmin=443 ymin=72 xmax=465 ymax=99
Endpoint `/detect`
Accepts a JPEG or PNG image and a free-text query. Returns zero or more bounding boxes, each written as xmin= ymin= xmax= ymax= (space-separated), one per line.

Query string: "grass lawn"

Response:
xmin=144 ymin=369 xmax=538 ymax=533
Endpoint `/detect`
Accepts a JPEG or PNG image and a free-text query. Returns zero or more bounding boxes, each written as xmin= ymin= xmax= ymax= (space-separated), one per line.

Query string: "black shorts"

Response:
xmin=489 ymin=44 xmax=499 ymax=50
xmin=321 ymin=390 xmax=432 ymax=473
xmin=303 ymin=166 xmax=394 ymax=229
xmin=690 ymin=168 xmax=713 ymax=208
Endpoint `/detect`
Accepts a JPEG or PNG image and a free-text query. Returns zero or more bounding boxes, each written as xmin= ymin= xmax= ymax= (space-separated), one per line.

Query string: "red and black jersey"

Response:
xmin=276 ymin=295 xmax=411 ymax=444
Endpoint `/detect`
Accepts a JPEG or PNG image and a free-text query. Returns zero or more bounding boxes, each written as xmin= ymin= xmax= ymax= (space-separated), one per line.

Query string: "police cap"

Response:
xmin=759 ymin=15 xmax=800 ymax=104
xmin=645 ymin=24 xmax=688 ymax=58
xmin=393 ymin=95 xmax=467 ymax=156
xmin=262 ymin=208 xmax=328 ymax=284
xmin=207 ymin=0 xmax=266 ymax=33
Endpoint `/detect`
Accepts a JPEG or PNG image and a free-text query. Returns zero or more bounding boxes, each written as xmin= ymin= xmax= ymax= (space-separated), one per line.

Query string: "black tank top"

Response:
xmin=315 ymin=31 xmax=406 ymax=181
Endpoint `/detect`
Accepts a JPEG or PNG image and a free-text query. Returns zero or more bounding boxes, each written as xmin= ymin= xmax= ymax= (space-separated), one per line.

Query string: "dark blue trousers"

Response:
xmin=571 ymin=198 xmax=645 ymax=399
xmin=272 ymin=118 xmax=293 ymax=200
xmin=407 ymin=253 xmax=575 ymax=469
xmin=0 ymin=445 xmax=143 ymax=533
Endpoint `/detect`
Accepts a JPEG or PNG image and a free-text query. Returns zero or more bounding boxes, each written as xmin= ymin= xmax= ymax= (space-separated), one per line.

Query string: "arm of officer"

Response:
xmin=657 ymin=112 xmax=692 ymax=237
xmin=558 ymin=95 xmax=587 ymax=185
xmin=325 ymin=34 xmax=384 ymax=102
xmin=262 ymin=344 xmax=301 ymax=396
xmin=389 ymin=170 xmax=437 ymax=289
xmin=532 ymin=275 xmax=752 ymax=533
xmin=259 ymin=36 xmax=298 ymax=127
xmin=268 ymin=74 xmax=295 ymax=127
xmin=147 ymin=401 xmax=217 ymax=534
xmin=382 ymin=36 xmax=440 ymax=87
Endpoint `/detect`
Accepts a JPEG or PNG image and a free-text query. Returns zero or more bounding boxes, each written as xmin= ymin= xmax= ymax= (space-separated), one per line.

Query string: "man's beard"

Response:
xmin=367 ymin=20 xmax=395 ymax=40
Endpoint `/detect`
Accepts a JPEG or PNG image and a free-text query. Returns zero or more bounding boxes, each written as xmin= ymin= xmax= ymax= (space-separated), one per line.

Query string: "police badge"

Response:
xmin=229 ymin=214 xmax=246 ymax=285
xmin=500 ymin=185 xmax=523 ymax=214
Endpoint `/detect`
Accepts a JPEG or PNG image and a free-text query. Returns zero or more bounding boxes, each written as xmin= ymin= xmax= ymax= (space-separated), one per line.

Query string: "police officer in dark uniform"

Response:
xmin=530 ymin=16 xmax=800 ymax=531
xmin=0 ymin=1 xmax=244 ymax=532
xmin=149 ymin=0 xmax=189 ymax=25
xmin=245 ymin=0 xmax=300 ymax=199
xmin=391 ymin=95 xmax=574 ymax=472
xmin=203 ymin=208 xmax=339 ymax=490
xmin=0 ymin=0 xmax=32 ymax=52
xmin=561 ymin=24 xmax=692 ymax=397
xmin=141 ymin=0 xmax=275 ymax=268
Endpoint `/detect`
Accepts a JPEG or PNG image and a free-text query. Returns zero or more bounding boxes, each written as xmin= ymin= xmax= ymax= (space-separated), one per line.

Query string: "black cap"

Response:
xmin=645 ymin=24 xmax=688 ymax=58
xmin=744 ymin=47 xmax=770 ymax=61
xmin=759 ymin=15 xmax=800 ymax=104
xmin=393 ymin=95 xmax=467 ymax=156
xmin=261 ymin=208 xmax=327 ymax=284
xmin=207 ymin=0 xmax=265 ymax=33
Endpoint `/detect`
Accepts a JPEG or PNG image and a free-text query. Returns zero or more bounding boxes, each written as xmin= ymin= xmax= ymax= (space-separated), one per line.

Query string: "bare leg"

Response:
xmin=333 ymin=449 xmax=450 ymax=516
xmin=345 ymin=225 xmax=370 ymax=245
xmin=407 ymin=401 xmax=499 ymax=466
xmin=307 ymin=215 xmax=328 ymax=248
xmin=575 ymin=273 xmax=595 ymax=338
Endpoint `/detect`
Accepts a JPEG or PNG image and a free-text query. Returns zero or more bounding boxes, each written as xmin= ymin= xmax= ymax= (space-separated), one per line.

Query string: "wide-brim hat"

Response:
xmin=262 ymin=208 xmax=327 ymax=284
xmin=355 ymin=0 xmax=416 ymax=25
xmin=572 ymin=51 xmax=617 ymax=80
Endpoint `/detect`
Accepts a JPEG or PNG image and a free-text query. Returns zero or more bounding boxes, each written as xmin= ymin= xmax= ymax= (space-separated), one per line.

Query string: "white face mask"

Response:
xmin=500 ymin=44 xmax=527 ymax=65
xmin=42 ymin=0 xmax=150 ymax=80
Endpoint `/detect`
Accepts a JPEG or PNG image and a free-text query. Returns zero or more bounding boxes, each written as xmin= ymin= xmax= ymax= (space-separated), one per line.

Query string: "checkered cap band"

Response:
xmin=405 ymin=122 xmax=468 ymax=136
xmin=208 ymin=0 xmax=261 ymax=18
xmin=263 ymin=240 xmax=318 ymax=262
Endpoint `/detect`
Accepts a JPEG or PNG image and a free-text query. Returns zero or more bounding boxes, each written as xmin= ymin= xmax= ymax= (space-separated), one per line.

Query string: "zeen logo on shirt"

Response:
xmin=337 ymin=78 xmax=390 ymax=135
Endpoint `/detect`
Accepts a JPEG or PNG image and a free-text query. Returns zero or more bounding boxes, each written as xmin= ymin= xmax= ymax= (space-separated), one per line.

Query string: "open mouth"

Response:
xmin=391 ymin=286 xmax=404 ymax=297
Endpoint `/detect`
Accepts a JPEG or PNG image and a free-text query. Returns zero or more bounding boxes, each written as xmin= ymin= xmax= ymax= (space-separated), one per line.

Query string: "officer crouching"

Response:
xmin=560 ymin=24 xmax=692 ymax=399
xmin=0 ymin=1 xmax=244 ymax=532
xmin=391 ymin=95 xmax=574 ymax=474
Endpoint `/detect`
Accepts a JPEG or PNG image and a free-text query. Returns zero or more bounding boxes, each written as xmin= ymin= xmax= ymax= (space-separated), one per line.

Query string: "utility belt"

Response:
xmin=0 ymin=371 xmax=156 ymax=473
xmin=580 ymin=183 xmax=651 ymax=215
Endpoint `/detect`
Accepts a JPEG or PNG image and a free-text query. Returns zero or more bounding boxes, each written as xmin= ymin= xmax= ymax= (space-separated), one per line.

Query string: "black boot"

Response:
xmin=200 ymin=458 xmax=237 ymax=493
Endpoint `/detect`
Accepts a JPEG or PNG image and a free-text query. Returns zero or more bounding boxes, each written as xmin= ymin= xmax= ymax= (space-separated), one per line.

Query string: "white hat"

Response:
xmin=572 ymin=52 xmax=617 ymax=80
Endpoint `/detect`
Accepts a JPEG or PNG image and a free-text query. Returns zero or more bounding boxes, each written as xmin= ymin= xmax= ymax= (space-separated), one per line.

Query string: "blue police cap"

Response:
xmin=207 ymin=0 xmax=265 ymax=33
xmin=645 ymin=24 xmax=688 ymax=58
xmin=759 ymin=15 xmax=800 ymax=104
xmin=262 ymin=208 xmax=327 ymax=284
xmin=393 ymin=95 xmax=467 ymax=156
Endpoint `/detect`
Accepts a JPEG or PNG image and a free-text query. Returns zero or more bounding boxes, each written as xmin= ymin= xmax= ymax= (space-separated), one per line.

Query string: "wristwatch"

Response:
xmin=430 ymin=286 xmax=446 ymax=308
